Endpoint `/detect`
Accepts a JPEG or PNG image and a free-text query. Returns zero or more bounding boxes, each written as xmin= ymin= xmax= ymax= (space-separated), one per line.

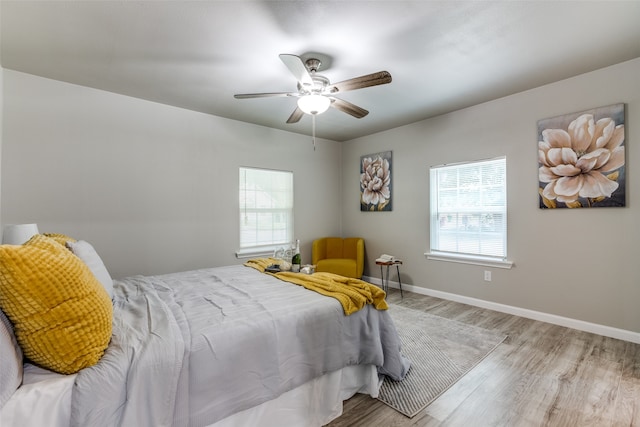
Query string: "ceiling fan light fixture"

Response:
xmin=297 ymin=94 xmax=331 ymax=115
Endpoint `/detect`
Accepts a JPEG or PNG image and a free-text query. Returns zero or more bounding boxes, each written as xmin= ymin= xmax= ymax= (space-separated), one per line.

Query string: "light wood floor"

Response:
xmin=327 ymin=289 xmax=640 ymax=427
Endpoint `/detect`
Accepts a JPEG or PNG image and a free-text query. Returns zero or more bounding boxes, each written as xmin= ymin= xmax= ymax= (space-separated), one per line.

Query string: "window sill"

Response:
xmin=425 ymin=252 xmax=513 ymax=269
xmin=235 ymin=247 xmax=277 ymax=259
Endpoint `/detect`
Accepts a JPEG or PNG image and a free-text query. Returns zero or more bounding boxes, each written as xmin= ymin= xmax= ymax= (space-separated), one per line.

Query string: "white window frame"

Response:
xmin=426 ymin=157 xmax=512 ymax=269
xmin=235 ymin=167 xmax=294 ymax=259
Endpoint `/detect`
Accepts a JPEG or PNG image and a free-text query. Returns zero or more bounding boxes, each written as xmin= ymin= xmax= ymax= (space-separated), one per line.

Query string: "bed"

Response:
xmin=0 ymin=236 xmax=410 ymax=427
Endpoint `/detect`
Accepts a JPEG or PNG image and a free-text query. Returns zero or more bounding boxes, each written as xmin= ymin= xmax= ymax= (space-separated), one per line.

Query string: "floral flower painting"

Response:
xmin=360 ymin=151 xmax=392 ymax=211
xmin=538 ymin=104 xmax=625 ymax=209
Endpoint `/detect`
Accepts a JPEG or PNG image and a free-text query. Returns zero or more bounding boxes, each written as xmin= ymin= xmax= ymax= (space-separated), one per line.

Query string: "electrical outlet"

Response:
xmin=484 ymin=271 xmax=492 ymax=282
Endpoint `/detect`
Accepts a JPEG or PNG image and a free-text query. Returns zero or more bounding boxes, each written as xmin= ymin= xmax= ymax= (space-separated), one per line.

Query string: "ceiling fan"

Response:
xmin=234 ymin=54 xmax=392 ymax=124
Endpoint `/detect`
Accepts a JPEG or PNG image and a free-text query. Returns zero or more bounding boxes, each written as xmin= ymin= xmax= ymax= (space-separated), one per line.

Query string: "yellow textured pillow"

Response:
xmin=0 ymin=235 xmax=112 ymax=374
xmin=42 ymin=232 xmax=77 ymax=246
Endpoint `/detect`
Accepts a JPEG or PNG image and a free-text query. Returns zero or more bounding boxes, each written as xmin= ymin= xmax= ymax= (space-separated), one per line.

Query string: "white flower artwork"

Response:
xmin=360 ymin=151 xmax=392 ymax=211
xmin=538 ymin=104 xmax=625 ymax=208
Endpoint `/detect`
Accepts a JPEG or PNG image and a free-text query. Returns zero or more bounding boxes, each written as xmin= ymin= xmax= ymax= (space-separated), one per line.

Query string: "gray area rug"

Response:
xmin=378 ymin=304 xmax=507 ymax=418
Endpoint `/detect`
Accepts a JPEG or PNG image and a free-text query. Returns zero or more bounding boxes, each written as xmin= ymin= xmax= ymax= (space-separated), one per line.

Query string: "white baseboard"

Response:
xmin=364 ymin=275 xmax=640 ymax=344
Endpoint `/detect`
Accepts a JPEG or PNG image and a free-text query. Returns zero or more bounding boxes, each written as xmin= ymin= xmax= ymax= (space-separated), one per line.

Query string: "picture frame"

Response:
xmin=360 ymin=151 xmax=392 ymax=211
xmin=538 ymin=104 xmax=625 ymax=208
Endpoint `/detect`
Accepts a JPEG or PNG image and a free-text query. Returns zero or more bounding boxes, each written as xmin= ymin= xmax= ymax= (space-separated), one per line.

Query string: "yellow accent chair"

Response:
xmin=312 ymin=237 xmax=365 ymax=279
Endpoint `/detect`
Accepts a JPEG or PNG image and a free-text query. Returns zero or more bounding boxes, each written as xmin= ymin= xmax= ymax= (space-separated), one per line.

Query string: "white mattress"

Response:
xmin=0 ymin=363 xmax=378 ymax=427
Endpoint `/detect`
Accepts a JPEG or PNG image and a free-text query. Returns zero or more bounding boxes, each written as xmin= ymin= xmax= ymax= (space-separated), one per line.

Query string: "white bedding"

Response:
xmin=0 ymin=363 xmax=377 ymax=427
xmin=197 ymin=364 xmax=378 ymax=427
xmin=2 ymin=264 xmax=408 ymax=427
xmin=0 ymin=364 xmax=76 ymax=427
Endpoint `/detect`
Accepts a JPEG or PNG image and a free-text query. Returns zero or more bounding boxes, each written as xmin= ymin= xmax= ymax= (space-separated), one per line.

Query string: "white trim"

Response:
xmin=430 ymin=155 xmax=507 ymax=170
xmin=235 ymin=247 xmax=276 ymax=259
xmin=363 ymin=275 xmax=640 ymax=344
xmin=425 ymin=252 xmax=513 ymax=269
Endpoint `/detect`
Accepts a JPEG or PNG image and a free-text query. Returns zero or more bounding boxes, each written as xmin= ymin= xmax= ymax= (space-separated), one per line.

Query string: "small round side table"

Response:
xmin=375 ymin=259 xmax=403 ymax=298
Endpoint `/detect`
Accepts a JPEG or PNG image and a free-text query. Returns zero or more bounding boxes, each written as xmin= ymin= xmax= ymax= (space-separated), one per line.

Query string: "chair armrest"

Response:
xmin=355 ymin=238 xmax=364 ymax=279
xmin=312 ymin=238 xmax=326 ymax=265
xmin=343 ymin=237 xmax=365 ymax=279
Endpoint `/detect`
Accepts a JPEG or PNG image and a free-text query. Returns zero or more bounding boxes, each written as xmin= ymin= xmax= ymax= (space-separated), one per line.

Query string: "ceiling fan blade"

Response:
xmin=234 ymin=92 xmax=295 ymax=99
xmin=330 ymin=97 xmax=369 ymax=119
xmin=279 ymin=54 xmax=314 ymax=89
xmin=286 ymin=107 xmax=304 ymax=124
xmin=328 ymin=71 xmax=392 ymax=93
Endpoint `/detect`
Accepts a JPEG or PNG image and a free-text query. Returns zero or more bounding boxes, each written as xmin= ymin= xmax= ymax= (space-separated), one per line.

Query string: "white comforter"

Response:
xmin=70 ymin=265 xmax=409 ymax=427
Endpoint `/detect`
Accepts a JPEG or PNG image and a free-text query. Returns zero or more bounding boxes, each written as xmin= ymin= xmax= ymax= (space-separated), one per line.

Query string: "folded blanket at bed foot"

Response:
xmin=244 ymin=257 xmax=388 ymax=315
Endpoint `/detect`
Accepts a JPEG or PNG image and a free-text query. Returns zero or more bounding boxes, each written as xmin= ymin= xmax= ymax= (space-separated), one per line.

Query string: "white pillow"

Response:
xmin=0 ymin=310 xmax=23 ymax=409
xmin=66 ymin=240 xmax=114 ymax=299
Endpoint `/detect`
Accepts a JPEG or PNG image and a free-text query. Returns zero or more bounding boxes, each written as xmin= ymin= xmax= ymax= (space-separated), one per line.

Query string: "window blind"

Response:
xmin=239 ymin=167 xmax=293 ymax=251
xmin=430 ymin=157 xmax=507 ymax=259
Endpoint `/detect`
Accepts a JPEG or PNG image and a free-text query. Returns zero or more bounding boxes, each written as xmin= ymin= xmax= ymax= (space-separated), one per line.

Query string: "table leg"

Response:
xmin=379 ymin=265 xmax=385 ymax=292
xmin=386 ymin=265 xmax=391 ymax=294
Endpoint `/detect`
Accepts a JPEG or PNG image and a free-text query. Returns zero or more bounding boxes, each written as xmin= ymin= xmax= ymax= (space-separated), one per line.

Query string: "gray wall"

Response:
xmin=2 ymin=58 xmax=639 ymax=334
xmin=1 ymin=70 xmax=342 ymax=278
xmin=342 ymin=58 xmax=640 ymax=333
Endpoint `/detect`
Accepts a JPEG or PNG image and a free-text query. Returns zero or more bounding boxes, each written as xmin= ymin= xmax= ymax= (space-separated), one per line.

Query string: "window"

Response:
xmin=237 ymin=167 xmax=293 ymax=258
xmin=429 ymin=157 xmax=510 ymax=267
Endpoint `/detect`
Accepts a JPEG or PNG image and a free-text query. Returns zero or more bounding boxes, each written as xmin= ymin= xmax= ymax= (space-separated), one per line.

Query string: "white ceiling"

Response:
xmin=2 ymin=1 xmax=640 ymax=141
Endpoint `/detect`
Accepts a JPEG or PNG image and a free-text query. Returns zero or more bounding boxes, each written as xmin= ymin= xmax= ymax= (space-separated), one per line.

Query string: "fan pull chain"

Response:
xmin=312 ymin=114 xmax=317 ymax=151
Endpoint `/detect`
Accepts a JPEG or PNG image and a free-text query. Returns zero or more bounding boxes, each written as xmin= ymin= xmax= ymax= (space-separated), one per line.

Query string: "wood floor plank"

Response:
xmin=327 ymin=289 xmax=640 ymax=427
xmin=614 ymin=342 xmax=640 ymax=425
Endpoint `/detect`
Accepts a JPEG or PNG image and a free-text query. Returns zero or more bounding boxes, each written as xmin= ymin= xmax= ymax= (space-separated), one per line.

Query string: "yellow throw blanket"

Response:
xmin=244 ymin=258 xmax=388 ymax=315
